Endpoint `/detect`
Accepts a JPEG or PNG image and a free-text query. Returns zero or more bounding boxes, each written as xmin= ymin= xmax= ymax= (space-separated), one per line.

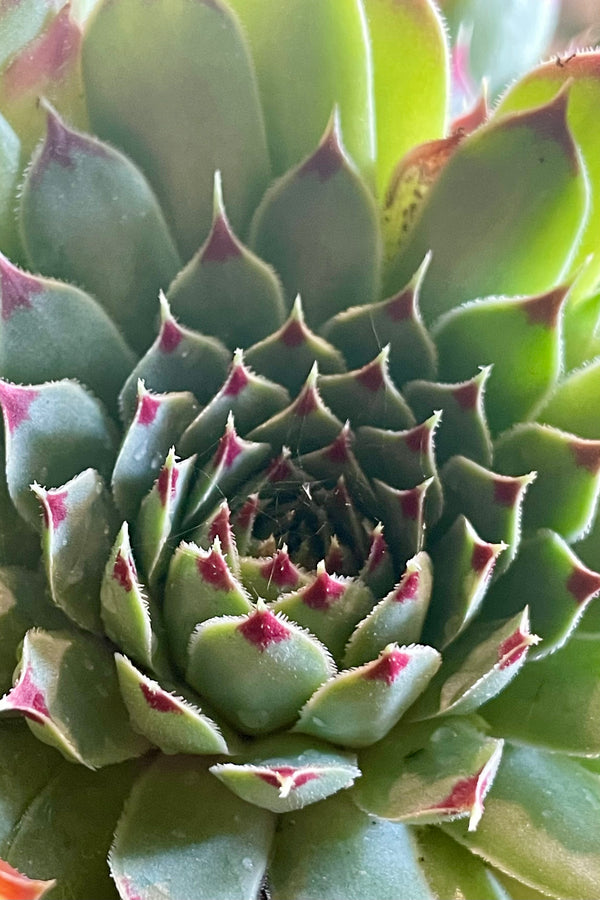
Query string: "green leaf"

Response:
xmin=440 ymin=456 xmax=534 ymax=573
xmin=0 ymin=438 xmax=38 ymax=568
xmin=83 ymin=0 xmax=270 ymax=259
xmin=321 ymin=256 xmax=437 ymax=387
xmin=238 ymin=545 xmax=307 ymax=604
xmin=183 ymin=414 xmax=271 ymax=530
xmin=356 ymin=412 xmax=443 ymax=525
xmin=483 ymin=530 xmax=600 ymax=657
xmin=7 ymin=759 xmax=140 ymax=900
xmin=404 ymin=367 xmax=493 ymax=467
xmin=248 ymin=364 xmax=344 ymax=455
xmin=0 ymin=378 xmax=117 ymax=530
xmin=20 ymin=108 xmax=181 ymax=354
xmin=0 ymin=255 xmax=136 ymax=416
xmin=373 ymin=476 xmax=432 ymax=570
xmin=443 ymin=744 xmax=600 ymax=900
xmin=167 ymin=172 xmax=286 ymax=350
xmin=494 ymin=423 xmax=600 ymax=541
xmin=424 ymin=516 xmax=505 ymax=648
xmin=190 ymin=500 xmax=241 ymax=578
xmin=415 ymin=826 xmax=510 ymax=900
xmin=482 ymin=634 xmax=600 ymax=756
xmin=100 ymin=523 xmax=156 ymax=671
xmin=115 ymin=654 xmax=230 ymax=756
xmin=187 ymin=603 xmax=335 ymax=736
xmin=164 ymin=538 xmax=252 ymax=672
xmin=110 ymin=755 xmax=275 ymax=900
xmin=294 ymin=643 xmax=441 ymax=748
xmin=364 ymin=0 xmax=448 ymax=198
xmin=210 ymin=734 xmax=359 ymax=813
xmin=178 ymin=349 xmax=289 ymax=462
xmin=434 ymin=288 xmax=566 ymax=434
xmin=496 ymin=53 xmax=600 ymax=299
xmin=0 ymin=567 xmax=68 ymax=695
xmin=270 ymin=791 xmax=433 ymax=900
xmin=0 ymin=719 xmax=64 ymax=855
xmin=355 ymin=717 xmax=503 ymax=829
xmin=386 ymin=91 xmax=589 ymax=322
xmin=343 ymin=551 xmax=433 ymax=667
xmin=119 ymin=295 xmax=229 ymax=424
xmin=410 ymin=608 xmax=538 ymax=719
xmin=135 ymin=448 xmax=195 ymax=589
xmin=227 ymin=0 xmax=375 ymax=181
xmin=111 ymin=383 xmax=198 ymax=521
xmin=272 ymin=561 xmax=375 ymax=662
xmin=0 ymin=628 xmax=149 ymax=767
xmin=33 ymin=469 xmax=119 ymax=634
xmin=250 ymin=115 xmax=381 ymax=327
xmin=318 ymin=346 xmax=415 ymax=431
xmin=533 ymin=356 xmax=600 ymax=439
xmin=245 ymin=295 xmax=346 ymax=397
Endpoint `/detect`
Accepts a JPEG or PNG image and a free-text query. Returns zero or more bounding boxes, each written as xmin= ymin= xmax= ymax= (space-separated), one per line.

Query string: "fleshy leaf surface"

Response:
xmin=294 ymin=643 xmax=441 ymax=748
xmin=250 ymin=115 xmax=381 ymax=327
xmin=20 ymin=108 xmax=181 ymax=353
xmin=33 ymin=469 xmax=119 ymax=634
xmin=270 ymin=791 xmax=433 ymax=900
xmin=0 ymin=255 xmax=135 ymax=413
xmin=364 ymin=0 xmax=448 ymax=197
xmin=443 ymin=744 xmax=600 ymax=900
xmin=0 ymin=628 xmax=149 ymax=767
xmin=483 ymin=530 xmax=600 ymax=657
xmin=355 ymin=717 xmax=503 ymax=830
xmin=210 ymin=734 xmax=359 ymax=813
xmin=110 ymin=755 xmax=275 ymax=900
xmin=0 ymin=379 xmax=116 ymax=529
xmin=386 ymin=92 xmax=588 ymax=323
xmin=115 ymin=654 xmax=229 ymax=756
xmin=83 ymin=0 xmax=270 ymax=259
xmin=227 ymin=0 xmax=375 ymax=180
xmin=187 ymin=604 xmax=335 ymax=735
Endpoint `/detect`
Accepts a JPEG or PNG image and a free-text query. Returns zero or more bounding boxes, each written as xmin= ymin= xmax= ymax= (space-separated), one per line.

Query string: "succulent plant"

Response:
xmin=1 ymin=1 xmax=600 ymax=898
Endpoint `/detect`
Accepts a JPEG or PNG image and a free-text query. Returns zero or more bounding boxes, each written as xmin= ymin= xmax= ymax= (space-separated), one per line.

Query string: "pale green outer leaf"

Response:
xmin=227 ymin=0 xmax=375 ymax=181
xmin=83 ymin=0 xmax=270 ymax=259
xmin=496 ymin=53 xmax=600 ymax=299
xmin=270 ymin=790 xmax=433 ymax=899
xmin=444 ymin=744 xmax=600 ymax=900
xmin=364 ymin=0 xmax=448 ymax=197
xmin=110 ymin=756 xmax=275 ymax=900
xmin=386 ymin=92 xmax=589 ymax=323
xmin=7 ymin=759 xmax=140 ymax=900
